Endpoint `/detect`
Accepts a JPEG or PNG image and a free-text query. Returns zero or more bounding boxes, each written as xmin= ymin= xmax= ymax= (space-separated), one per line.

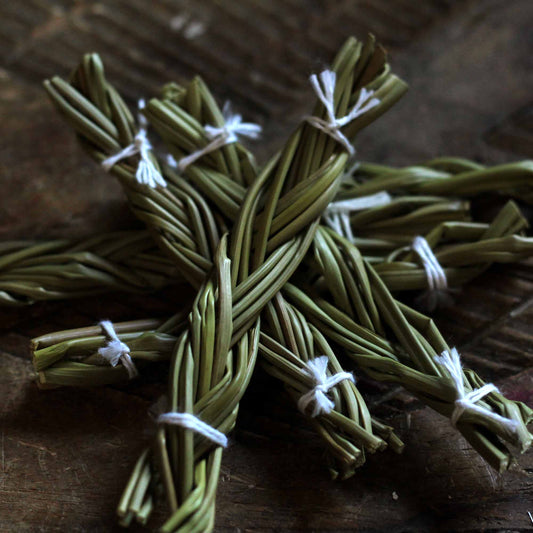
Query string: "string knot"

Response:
xmin=157 ymin=412 xmax=227 ymax=448
xmin=176 ymin=101 xmax=261 ymax=172
xmin=435 ymin=348 xmax=519 ymax=435
xmin=101 ymin=99 xmax=167 ymax=189
xmin=323 ymin=191 xmax=392 ymax=242
xmin=307 ymin=70 xmax=380 ymax=155
xmin=298 ymin=356 xmax=354 ymax=417
xmin=98 ymin=320 xmax=138 ymax=379
xmin=412 ymin=236 xmax=447 ymax=292
xmin=411 ymin=235 xmax=453 ymax=310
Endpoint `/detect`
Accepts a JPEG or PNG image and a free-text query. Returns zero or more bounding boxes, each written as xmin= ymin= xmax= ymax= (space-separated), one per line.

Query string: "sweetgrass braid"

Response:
xmin=43 ymin=36 xmax=407 ymax=529
xmin=0 ymin=231 xmax=182 ymax=305
xmin=45 ymin=54 xmax=256 ymax=291
xmin=338 ymin=157 xmax=533 ymax=203
xmin=373 ymin=200 xmax=533 ymax=294
xmin=32 ymin=313 xmax=189 ymax=388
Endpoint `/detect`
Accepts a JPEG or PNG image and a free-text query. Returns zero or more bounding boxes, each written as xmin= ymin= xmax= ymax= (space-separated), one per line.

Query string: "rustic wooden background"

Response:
xmin=1 ymin=0 xmax=532 ymax=531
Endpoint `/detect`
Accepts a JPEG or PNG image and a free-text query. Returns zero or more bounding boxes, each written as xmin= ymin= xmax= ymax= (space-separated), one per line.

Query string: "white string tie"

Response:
xmin=307 ymin=70 xmax=380 ymax=156
xmin=98 ymin=320 xmax=138 ymax=378
xmin=101 ymin=99 xmax=167 ymax=189
xmin=323 ymin=191 xmax=392 ymax=242
xmin=157 ymin=412 xmax=228 ymax=447
xmin=176 ymin=101 xmax=261 ymax=172
xmin=435 ymin=348 xmax=519 ymax=435
xmin=298 ymin=356 xmax=354 ymax=417
xmin=412 ymin=236 xmax=447 ymax=293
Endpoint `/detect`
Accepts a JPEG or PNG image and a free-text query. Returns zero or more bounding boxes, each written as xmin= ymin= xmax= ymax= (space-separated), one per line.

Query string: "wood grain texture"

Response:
xmin=0 ymin=0 xmax=532 ymax=531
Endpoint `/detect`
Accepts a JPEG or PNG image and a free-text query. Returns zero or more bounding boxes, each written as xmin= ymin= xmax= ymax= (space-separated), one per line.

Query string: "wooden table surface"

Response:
xmin=1 ymin=1 xmax=532 ymax=531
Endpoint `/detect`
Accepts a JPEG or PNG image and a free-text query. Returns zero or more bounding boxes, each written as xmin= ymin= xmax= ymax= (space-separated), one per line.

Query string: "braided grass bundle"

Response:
xmin=10 ymin=24 xmax=530 ymax=533
xmin=0 ymin=232 xmax=181 ymax=306
xmin=33 ymin=313 xmax=188 ymax=388
xmin=45 ymin=58 xmax=226 ymax=290
xmin=373 ymin=200 xmax=533 ymax=294
xmin=338 ymin=157 xmax=533 ymax=202
xmin=259 ymin=291 xmax=404 ymax=478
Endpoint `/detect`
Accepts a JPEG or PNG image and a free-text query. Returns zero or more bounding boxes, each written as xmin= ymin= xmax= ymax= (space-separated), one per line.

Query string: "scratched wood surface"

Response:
xmin=1 ymin=0 xmax=532 ymax=531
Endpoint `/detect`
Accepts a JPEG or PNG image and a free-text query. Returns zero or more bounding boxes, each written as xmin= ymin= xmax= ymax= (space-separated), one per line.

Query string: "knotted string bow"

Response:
xmin=298 ymin=356 xmax=354 ymax=417
xmin=101 ymin=100 xmax=167 ymax=189
xmin=435 ymin=347 xmax=518 ymax=436
xmin=98 ymin=320 xmax=138 ymax=378
xmin=176 ymin=101 xmax=261 ymax=172
xmin=307 ymin=70 xmax=380 ymax=156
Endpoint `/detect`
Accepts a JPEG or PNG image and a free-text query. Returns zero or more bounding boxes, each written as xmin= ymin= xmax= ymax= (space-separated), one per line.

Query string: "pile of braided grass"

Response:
xmin=2 ymin=32 xmax=527 ymax=532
